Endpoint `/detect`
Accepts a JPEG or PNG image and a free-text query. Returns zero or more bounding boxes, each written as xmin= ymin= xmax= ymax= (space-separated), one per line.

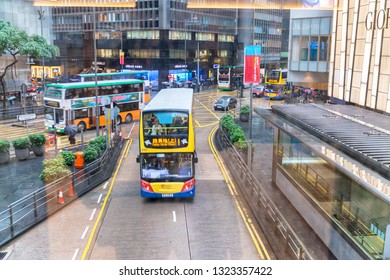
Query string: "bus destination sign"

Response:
xmin=144 ymin=136 xmax=188 ymax=148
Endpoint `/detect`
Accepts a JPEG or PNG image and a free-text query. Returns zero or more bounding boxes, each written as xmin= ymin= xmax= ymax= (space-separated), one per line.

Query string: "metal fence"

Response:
xmin=0 ymin=139 xmax=123 ymax=247
xmin=0 ymin=105 xmax=44 ymax=121
xmin=215 ymin=126 xmax=313 ymax=260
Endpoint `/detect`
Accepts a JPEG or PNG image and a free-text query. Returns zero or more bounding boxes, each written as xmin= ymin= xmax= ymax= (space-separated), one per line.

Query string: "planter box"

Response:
xmin=15 ymin=148 xmax=30 ymax=160
xmin=240 ymin=114 xmax=249 ymax=122
xmin=0 ymin=152 xmax=10 ymax=164
xmin=31 ymin=144 xmax=46 ymax=156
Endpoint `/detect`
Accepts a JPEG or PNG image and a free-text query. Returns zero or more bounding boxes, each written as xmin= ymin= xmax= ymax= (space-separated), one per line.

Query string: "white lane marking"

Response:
xmin=89 ymin=208 xmax=97 ymax=221
xmin=72 ymin=249 xmax=79 ymax=260
xmin=128 ymin=122 xmax=136 ymax=138
xmin=103 ymin=181 xmax=109 ymax=189
xmin=173 ymin=211 xmax=176 ymax=223
xmin=97 ymin=193 xmax=103 ymax=204
xmin=81 ymin=226 xmax=89 ymax=239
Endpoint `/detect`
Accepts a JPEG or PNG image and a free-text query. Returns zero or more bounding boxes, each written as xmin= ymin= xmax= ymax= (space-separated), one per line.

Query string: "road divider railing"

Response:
xmin=214 ymin=124 xmax=313 ymax=260
xmin=0 ymin=137 xmax=123 ymax=248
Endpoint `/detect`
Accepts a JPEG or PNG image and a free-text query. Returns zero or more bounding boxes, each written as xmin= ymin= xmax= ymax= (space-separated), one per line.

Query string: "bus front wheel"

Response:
xmin=77 ymin=121 xmax=86 ymax=132
xmin=115 ymin=116 xmax=122 ymax=125
xmin=125 ymin=114 xmax=133 ymax=124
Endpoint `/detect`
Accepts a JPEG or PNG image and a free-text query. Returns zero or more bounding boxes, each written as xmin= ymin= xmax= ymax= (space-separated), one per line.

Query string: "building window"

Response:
xmin=319 ymin=36 xmax=329 ymax=61
xmin=170 ymin=49 xmax=186 ymax=59
xmin=97 ymin=49 xmax=119 ymax=58
xmin=301 ymin=36 xmax=309 ymax=61
xmin=169 ymin=31 xmax=191 ymax=40
xmin=310 ymin=37 xmax=318 ymax=61
xmin=129 ymin=49 xmax=160 ymax=58
xmin=127 ymin=30 xmax=159 ymax=40
xmin=291 ymin=17 xmax=331 ymax=63
xmin=195 ymin=33 xmax=214 ymax=41
xmin=218 ymin=34 xmax=234 ymax=43
xmin=218 ymin=50 xmax=228 ymax=57
xmin=299 ymin=36 xmax=330 ymax=62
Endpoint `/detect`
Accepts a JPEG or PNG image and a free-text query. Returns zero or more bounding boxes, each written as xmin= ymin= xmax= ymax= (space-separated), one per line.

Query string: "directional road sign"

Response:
xmin=17 ymin=113 xmax=37 ymax=122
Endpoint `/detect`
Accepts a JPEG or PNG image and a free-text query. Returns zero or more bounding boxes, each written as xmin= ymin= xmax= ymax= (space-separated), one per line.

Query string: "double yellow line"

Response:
xmin=208 ymin=125 xmax=271 ymax=260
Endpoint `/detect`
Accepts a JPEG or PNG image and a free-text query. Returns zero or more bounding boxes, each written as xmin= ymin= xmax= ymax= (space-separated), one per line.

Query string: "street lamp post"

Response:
xmin=197 ymin=42 xmax=200 ymax=91
xmin=93 ymin=6 xmax=99 ymax=137
xmin=38 ymin=7 xmax=45 ymax=92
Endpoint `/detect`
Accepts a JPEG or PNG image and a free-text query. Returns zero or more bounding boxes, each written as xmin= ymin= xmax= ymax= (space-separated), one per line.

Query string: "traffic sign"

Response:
xmin=101 ymin=96 xmax=110 ymax=106
xmin=17 ymin=113 xmax=37 ymax=122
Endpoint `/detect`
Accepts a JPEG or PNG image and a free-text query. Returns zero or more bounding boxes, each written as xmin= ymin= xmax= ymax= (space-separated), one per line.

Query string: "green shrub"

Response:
xmin=28 ymin=133 xmax=46 ymax=147
xmin=39 ymin=155 xmax=71 ymax=183
xmin=12 ymin=137 xmax=30 ymax=149
xmin=229 ymin=125 xmax=246 ymax=143
xmin=83 ymin=147 xmax=99 ymax=163
xmin=221 ymin=114 xmax=235 ymax=133
xmin=234 ymin=138 xmax=248 ymax=150
xmin=61 ymin=150 xmax=76 ymax=167
xmin=88 ymin=136 xmax=106 ymax=152
xmin=0 ymin=140 xmax=10 ymax=154
xmin=220 ymin=113 xmax=249 ymax=154
xmin=240 ymin=105 xmax=250 ymax=115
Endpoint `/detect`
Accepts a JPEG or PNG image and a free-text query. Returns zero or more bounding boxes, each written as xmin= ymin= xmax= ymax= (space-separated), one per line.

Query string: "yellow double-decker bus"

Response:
xmin=265 ymin=68 xmax=287 ymax=85
xmin=137 ymin=88 xmax=197 ymax=198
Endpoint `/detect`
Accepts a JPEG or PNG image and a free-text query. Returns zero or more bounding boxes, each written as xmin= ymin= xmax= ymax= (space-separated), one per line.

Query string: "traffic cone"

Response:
xmin=57 ymin=188 xmax=65 ymax=204
xmin=68 ymin=182 xmax=75 ymax=197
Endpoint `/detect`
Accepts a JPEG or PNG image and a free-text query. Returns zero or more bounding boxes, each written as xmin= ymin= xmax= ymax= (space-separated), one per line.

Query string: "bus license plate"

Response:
xmin=162 ymin=194 xmax=174 ymax=197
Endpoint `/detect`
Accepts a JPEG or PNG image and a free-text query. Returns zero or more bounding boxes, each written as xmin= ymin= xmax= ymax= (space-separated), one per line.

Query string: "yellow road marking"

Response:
xmin=208 ymin=125 xmax=271 ymax=260
xmin=81 ymin=138 xmax=132 ymax=260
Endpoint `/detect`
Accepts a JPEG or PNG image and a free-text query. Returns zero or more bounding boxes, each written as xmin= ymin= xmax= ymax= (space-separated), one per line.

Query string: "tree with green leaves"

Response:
xmin=0 ymin=20 xmax=59 ymax=107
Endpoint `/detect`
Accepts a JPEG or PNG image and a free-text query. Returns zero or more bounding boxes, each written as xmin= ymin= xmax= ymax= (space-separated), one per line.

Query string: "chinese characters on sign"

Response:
xmin=145 ymin=137 xmax=188 ymax=148
xmin=244 ymin=45 xmax=261 ymax=84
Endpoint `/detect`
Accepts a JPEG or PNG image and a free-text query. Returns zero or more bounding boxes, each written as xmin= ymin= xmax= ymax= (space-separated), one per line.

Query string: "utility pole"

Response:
xmin=197 ymin=42 xmax=200 ymax=92
xmin=38 ymin=7 xmax=45 ymax=92
xmin=93 ymin=7 xmax=99 ymax=136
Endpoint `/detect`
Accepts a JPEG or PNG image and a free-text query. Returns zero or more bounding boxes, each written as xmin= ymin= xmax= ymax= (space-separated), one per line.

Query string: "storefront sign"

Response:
xmin=365 ymin=9 xmax=390 ymax=31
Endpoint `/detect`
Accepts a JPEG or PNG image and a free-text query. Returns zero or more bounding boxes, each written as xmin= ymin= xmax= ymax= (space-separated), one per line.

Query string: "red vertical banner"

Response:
xmin=120 ymin=51 xmax=124 ymax=65
xmin=244 ymin=45 xmax=261 ymax=84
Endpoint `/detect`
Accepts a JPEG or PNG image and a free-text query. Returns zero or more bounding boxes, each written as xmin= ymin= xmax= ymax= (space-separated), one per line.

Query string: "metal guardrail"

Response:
xmin=0 ymin=105 xmax=44 ymax=122
xmin=0 ymin=139 xmax=123 ymax=248
xmin=215 ymin=125 xmax=313 ymax=260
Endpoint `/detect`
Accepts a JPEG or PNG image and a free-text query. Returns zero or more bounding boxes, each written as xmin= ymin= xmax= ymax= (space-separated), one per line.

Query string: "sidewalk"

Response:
xmin=0 ymin=154 xmax=46 ymax=211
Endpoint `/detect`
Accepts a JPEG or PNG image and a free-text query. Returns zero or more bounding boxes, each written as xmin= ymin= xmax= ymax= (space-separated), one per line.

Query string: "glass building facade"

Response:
xmin=277 ymin=129 xmax=389 ymax=259
xmin=288 ymin=9 xmax=332 ymax=91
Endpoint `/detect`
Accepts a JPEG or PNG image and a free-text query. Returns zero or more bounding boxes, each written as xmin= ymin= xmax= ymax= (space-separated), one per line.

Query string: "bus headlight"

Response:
xmin=181 ymin=178 xmax=195 ymax=192
xmin=141 ymin=179 xmax=153 ymax=192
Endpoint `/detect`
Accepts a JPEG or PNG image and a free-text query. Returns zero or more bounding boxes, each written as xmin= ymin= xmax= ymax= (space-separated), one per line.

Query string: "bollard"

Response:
xmin=74 ymin=151 xmax=84 ymax=169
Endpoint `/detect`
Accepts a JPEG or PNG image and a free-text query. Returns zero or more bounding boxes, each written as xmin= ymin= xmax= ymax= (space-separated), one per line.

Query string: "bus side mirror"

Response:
xmin=194 ymin=156 xmax=198 ymax=163
xmin=136 ymin=155 xmax=140 ymax=163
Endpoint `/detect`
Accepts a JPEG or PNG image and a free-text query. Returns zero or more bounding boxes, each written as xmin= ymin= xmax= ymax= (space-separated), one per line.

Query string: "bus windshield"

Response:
xmin=218 ymin=69 xmax=230 ymax=81
xmin=143 ymin=111 xmax=189 ymax=136
xmin=141 ymin=153 xmax=194 ymax=182
xmin=44 ymin=107 xmax=64 ymax=123
xmin=45 ymin=87 xmax=62 ymax=99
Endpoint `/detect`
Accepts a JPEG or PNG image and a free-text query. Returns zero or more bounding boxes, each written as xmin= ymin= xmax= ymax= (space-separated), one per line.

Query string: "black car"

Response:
xmin=214 ymin=96 xmax=237 ymax=111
